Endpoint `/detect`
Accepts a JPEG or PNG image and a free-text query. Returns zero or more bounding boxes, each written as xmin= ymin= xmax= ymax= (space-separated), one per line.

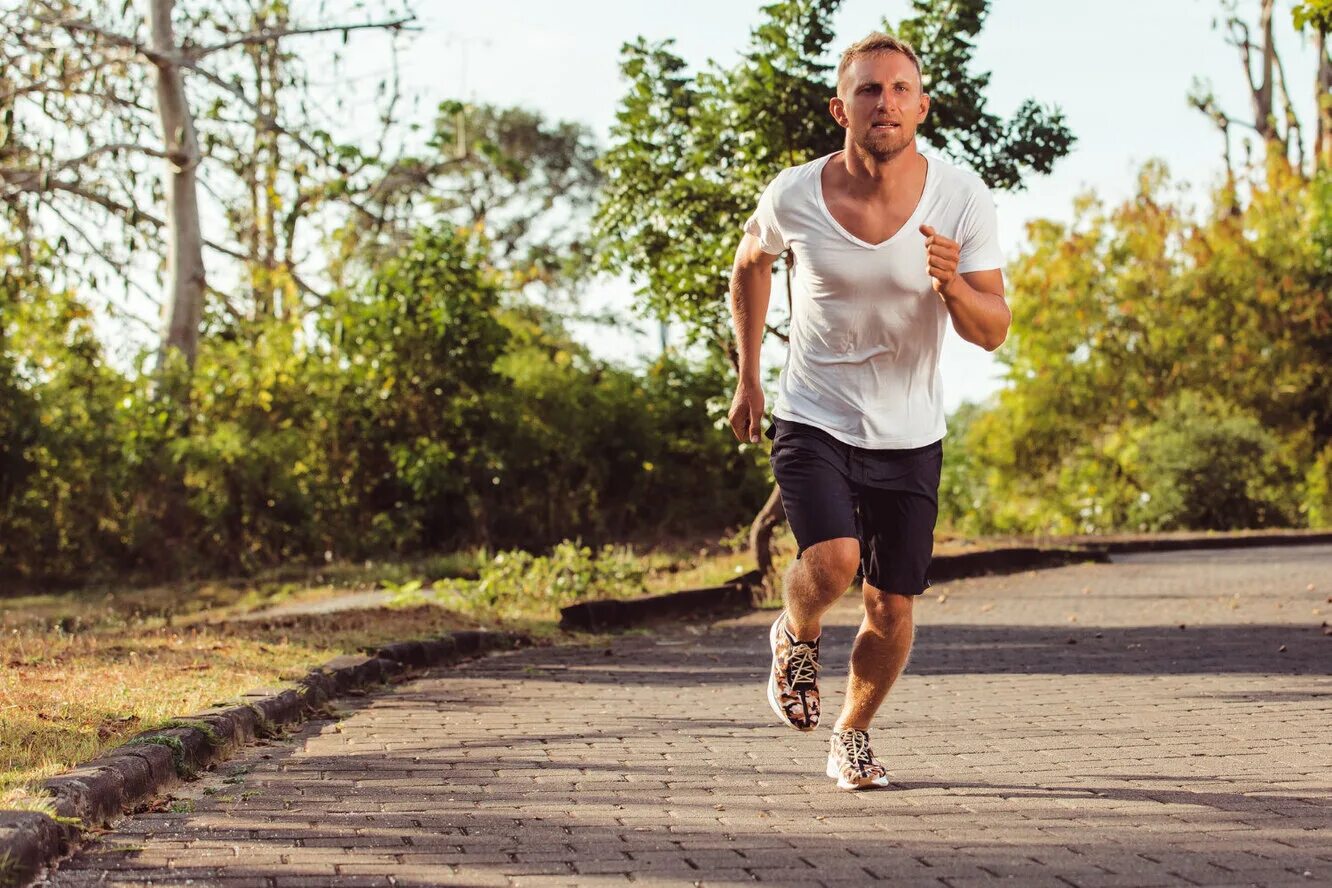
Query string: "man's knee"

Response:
xmin=798 ymin=537 xmax=861 ymax=593
xmin=862 ymin=587 xmax=914 ymax=633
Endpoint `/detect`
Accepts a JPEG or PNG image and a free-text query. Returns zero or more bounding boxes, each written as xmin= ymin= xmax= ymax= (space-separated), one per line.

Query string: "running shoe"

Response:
xmin=826 ymin=728 xmax=891 ymax=790
xmin=767 ymin=611 xmax=820 ymax=731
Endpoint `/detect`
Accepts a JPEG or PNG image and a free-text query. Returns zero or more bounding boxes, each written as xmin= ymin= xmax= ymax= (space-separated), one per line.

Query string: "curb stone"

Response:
xmin=559 ymin=580 xmax=756 ymax=631
xmin=926 ymin=545 xmax=1108 ymax=583
xmin=559 ymin=528 xmax=1332 ymax=631
xmin=558 ymin=548 xmax=1107 ymax=631
xmin=0 ymin=628 xmax=525 ymax=888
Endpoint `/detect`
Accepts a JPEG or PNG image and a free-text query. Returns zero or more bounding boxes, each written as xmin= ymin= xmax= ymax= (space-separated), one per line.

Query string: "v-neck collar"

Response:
xmin=814 ymin=150 xmax=932 ymax=250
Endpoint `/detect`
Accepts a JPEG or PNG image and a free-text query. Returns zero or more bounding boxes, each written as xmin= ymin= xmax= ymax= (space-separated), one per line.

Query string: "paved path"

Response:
xmin=44 ymin=545 xmax=1332 ymax=887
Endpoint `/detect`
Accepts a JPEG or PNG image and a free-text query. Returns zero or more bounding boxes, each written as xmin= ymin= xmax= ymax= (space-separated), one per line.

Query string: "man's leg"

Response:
xmin=765 ymin=418 xmax=860 ymax=732
xmin=765 ymin=536 xmax=859 ymax=732
xmin=783 ymin=536 xmax=860 ymax=641
xmin=833 ymin=585 xmax=914 ymax=731
xmin=824 ymin=462 xmax=936 ymax=789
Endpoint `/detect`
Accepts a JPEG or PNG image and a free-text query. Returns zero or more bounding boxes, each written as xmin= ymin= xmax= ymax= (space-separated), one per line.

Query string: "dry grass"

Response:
xmin=0 ymin=535 xmax=748 ymax=805
xmin=0 ymin=596 xmax=489 ymax=799
xmin=0 ymin=525 xmax=1004 ymax=809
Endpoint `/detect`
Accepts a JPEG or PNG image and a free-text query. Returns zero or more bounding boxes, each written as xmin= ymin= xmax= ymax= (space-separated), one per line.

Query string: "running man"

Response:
xmin=726 ymin=32 xmax=1010 ymax=790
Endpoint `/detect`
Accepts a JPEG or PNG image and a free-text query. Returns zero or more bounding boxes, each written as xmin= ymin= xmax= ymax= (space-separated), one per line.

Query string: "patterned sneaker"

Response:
xmin=826 ymin=729 xmax=891 ymax=790
xmin=766 ymin=611 xmax=820 ymax=731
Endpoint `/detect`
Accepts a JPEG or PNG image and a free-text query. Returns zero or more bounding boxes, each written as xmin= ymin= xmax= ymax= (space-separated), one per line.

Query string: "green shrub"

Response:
xmin=442 ymin=540 xmax=647 ymax=616
xmin=1130 ymin=393 xmax=1297 ymax=531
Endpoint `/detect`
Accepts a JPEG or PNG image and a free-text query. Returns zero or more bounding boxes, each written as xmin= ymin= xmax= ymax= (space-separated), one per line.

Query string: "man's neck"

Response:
xmin=837 ymin=140 xmax=923 ymax=198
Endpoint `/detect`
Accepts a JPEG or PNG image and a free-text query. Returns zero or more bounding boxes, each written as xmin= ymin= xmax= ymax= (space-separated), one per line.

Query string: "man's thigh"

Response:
xmin=854 ymin=440 xmax=943 ymax=597
xmin=768 ymin=419 xmax=858 ymax=559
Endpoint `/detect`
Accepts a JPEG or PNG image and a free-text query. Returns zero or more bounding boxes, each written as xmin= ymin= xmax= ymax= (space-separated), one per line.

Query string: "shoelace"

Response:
xmin=839 ymin=730 xmax=879 ymax=775
xmin=786 ymin=642 xmax=820 ymax=689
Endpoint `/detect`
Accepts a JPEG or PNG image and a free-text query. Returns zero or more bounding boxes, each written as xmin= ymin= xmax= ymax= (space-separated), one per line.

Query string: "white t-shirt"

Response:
xmin=744 ymin=149 xmax=1004 ymax=449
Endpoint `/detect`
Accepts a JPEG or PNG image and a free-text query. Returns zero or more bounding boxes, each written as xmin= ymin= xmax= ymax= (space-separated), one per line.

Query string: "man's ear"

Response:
xmin=829 ymin=95 xmax=848 ymax=128
xmin=917 ymin=93 xmax=930 ymax=125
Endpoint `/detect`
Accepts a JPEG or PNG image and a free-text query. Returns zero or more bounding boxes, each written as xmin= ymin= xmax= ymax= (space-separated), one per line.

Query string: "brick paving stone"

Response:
xmin=36 ymin=544 xmax=1332 ymax=887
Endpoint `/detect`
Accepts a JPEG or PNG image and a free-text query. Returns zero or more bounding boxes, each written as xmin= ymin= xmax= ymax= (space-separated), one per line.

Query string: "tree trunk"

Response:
xmin=149 ymin=0 xmax=207 ymax=368
xmin=748 ymin=253 xmax=797 ymax=594
xmin=1252 ymin=0 xmax=1277 ymax=143
xmin=748 ymin=482 xmax=786 ymax=596
xmin=1318 ymin=27 xmax=1332 ymax=170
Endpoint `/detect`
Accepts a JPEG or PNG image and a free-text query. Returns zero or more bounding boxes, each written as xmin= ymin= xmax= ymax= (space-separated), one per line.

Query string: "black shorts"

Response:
xmin=766 ymin=417 xmax=942 ymax=597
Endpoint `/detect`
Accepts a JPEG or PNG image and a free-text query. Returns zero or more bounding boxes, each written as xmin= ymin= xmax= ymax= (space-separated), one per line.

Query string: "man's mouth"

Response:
xmin=871 ymin=122 xmax=899 ymax=130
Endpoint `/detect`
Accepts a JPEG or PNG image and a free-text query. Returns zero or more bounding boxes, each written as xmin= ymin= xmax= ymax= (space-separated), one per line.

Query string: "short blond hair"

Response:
xmin=836 ymin=32 xmax=922 ymax=93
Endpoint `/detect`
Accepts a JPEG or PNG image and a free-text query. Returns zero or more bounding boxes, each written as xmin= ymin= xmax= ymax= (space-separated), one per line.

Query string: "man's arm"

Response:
xmin=920 ymin=224 xmax=1010 ymax=351
xmin=727 ymin=232 xmax=779 ymax=442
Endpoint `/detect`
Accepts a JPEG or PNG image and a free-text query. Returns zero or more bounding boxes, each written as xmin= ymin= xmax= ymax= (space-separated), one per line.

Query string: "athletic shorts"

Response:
xmin=766 ymin=417 xmax=942 ymax=597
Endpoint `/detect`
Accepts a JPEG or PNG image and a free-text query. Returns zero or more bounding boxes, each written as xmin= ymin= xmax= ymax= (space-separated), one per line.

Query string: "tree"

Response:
xmin=346 ymin=100 xmax=601 ymax=293
xmin=0 ymin=0 xmax=414 ymax=367
xmin=1190 ymin=0 xmax=1332 ymax=177
xmin=594 ymin=0 xmax=1074 ymax=583
xmin=1294 ymin=1 xmax=1332 ymax=167
xmin=945 ymin=159 xmax=1330 ymax=535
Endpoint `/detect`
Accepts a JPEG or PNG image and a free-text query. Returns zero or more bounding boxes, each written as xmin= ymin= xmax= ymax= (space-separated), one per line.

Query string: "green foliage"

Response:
xmin=323 ymin=225 xmax=511 ymax=554
xmin=940 ymin=159 xmax=1329 ymax=536
xmin=442 ymin=541 xmax=647 ymax=616
xmin=1303 ymin=445 xmax=1332 ymax=528
xmin=1130 ymin=394 xmax=1296 ymax=531
xmin=594 ymin=0 xmax=1074 ymax=350
xmin=0 ymin=223 xmax=771 ymax=584
xmin=0 ymin=250 xmax=144 ymax=577
xmin=894 ymin=0 xmax=1074 ymax=190
xmin=1293 ymin=0 xmax=1332 ymax=33
xmin=427 ymin=101 xmax=602 ymax=285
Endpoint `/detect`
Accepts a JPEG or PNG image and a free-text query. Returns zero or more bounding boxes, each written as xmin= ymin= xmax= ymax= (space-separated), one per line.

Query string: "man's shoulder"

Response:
xmin=763 ymin=154 xmax=827 ymax=195
xmin=927 ymin=153 xmax=992 ymax=199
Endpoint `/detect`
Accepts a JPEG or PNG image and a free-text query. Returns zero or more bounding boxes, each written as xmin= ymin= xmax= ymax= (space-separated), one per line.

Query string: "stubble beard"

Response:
xmin=855 ymin=125 xmax=910 ymax=163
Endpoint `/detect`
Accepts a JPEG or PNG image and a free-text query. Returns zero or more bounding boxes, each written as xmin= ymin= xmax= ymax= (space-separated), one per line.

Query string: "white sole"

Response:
xmin=767 ymin=614 xmax=815 ymax=732
xmin=826 ymin=754 xmax=891 ymax=791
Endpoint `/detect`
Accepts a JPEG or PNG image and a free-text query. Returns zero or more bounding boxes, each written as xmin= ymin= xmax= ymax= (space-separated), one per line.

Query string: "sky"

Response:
xmin=382 ymin=0 xmax=1318 ymax=411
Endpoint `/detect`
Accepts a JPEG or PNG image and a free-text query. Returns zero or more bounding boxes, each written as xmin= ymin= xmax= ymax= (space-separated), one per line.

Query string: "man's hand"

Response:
xmin=920 ymin=224 xmax=963 ymax=298
xmin=728 ymin=379 xmax=765 ymax=444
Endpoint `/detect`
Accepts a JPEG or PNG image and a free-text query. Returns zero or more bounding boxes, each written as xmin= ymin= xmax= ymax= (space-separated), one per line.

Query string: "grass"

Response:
xmin=0 ymin=581 xmax=488 ymax=804
xmin=0 ymin=523 xmax=1003 ymax=812
xmin=0 ymin=528 xmax=788 ymax=807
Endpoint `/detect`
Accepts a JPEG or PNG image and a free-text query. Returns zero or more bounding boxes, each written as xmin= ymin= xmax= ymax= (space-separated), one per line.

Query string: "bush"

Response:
xmin=1301 ymin=444 xmax=1332 ymax=529
xmin=0 ymin=226 xmax=772 ymax=584
xmin=441 ymin=540 xmax=647 ymax=617
xmin=1130 ymin=394 xmax=1297 ymax=531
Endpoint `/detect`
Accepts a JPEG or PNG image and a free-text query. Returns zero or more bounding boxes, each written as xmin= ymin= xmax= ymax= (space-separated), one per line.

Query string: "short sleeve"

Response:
xmin=743 ymin=174 xmax=787 ymax=255
xmin=956 ymin=186 xmax=1004 ymax=274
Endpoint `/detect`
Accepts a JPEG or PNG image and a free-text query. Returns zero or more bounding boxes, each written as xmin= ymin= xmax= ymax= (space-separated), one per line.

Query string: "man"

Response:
xmin=726 ymin=32 xmax=1010 ymax=790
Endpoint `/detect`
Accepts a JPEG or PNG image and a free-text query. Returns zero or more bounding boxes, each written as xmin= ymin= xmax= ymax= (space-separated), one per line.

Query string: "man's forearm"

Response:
xmin=729 ymin=261 xmax=772 ymax=381
xmin=940 ymin=278 xmax=1010 ymax=351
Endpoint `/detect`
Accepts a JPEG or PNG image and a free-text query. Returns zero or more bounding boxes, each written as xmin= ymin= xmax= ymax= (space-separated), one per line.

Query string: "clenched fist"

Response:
xmin=920 ymin=224 xmax=962 ymax=298
xmin=728 ymin=379 xmax=765 ymax=444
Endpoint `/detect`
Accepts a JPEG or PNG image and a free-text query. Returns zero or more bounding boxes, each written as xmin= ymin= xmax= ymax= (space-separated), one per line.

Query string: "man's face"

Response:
xmin=832 ymin=51 xmax=928 ymax=161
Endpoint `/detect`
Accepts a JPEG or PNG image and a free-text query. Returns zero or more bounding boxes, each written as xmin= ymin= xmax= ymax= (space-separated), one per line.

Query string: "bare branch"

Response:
xmin=1271 ymin=39 xmax=1306 ymax=169
xmin=183 ymin=61 xmax=390 ymax=226
xmin=52 ymin=142 xmax=171 ymax=171
xmin=28 ymin=11 xmax=173 ymax=67
xmin=45 ymin=198 xmax=163 ymax=310
xmin=201 ymin=237 xmax=250 ymax=263
xmin=0 ymin=170 xmax=168 ymax=230
xmin=203 ymin=283 xmax=245 ymax=322
xmin=188 ymin=17 xmax=416 ymax=59
xmin=1225 ymin=17 xmax=1259 ymax=95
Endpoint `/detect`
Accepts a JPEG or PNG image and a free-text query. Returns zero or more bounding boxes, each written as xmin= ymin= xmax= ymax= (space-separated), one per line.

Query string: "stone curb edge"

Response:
xmin=0 ymin=628 xmax=527 ymax=888
xmin=559 ymin=529 xmax=1332 ymax=631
